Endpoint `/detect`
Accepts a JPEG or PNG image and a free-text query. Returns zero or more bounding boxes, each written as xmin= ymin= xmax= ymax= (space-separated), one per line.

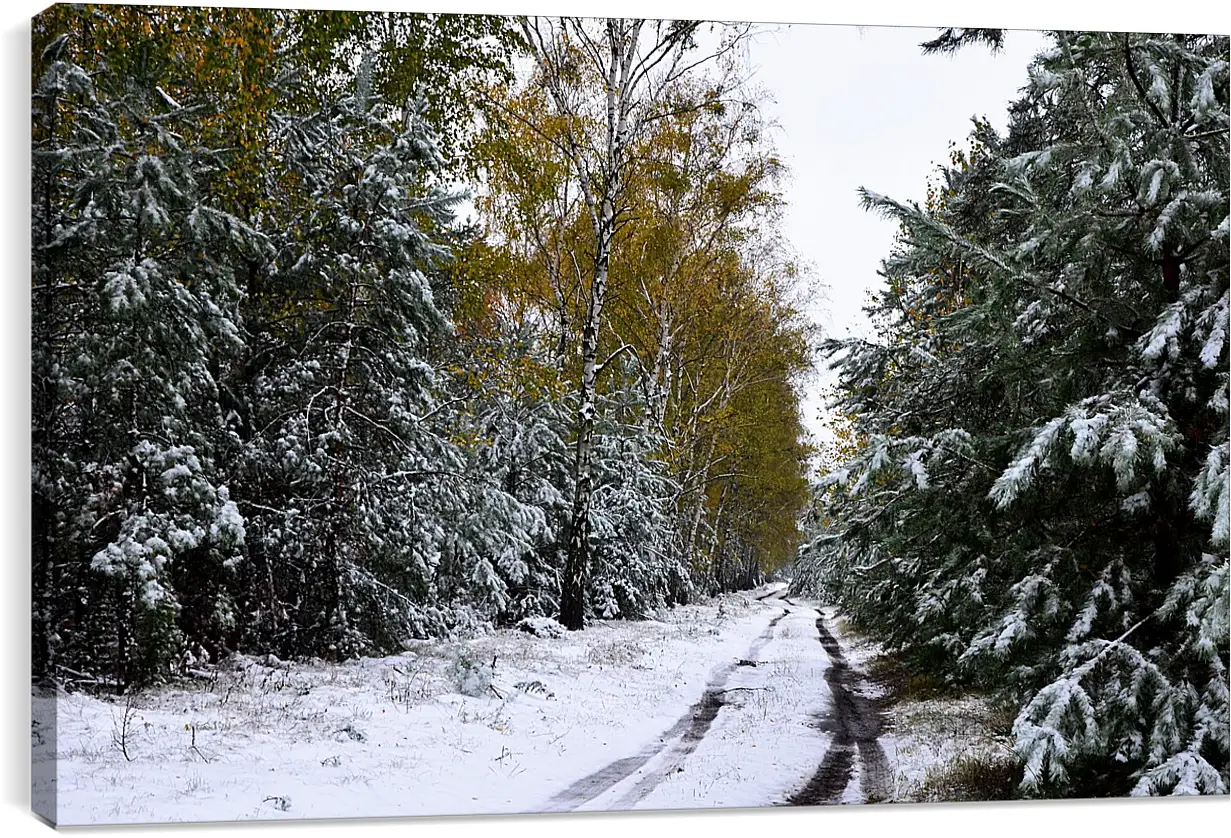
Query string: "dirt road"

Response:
xmin=539 ymin=588 xmax=889 ymax=811
xmin=540 ymin=606 xmax=791 ymax=811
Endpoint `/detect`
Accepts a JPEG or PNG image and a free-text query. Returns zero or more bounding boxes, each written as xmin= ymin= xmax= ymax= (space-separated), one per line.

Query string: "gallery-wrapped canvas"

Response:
xmin=30 ymin=2 xmax=1228 ymax=829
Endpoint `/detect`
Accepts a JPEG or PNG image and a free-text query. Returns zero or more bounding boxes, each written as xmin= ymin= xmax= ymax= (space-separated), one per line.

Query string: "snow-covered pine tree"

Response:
xmin=32 ymin=41 xmax=261 ymax=686
xmin=437 ymin=320 xmax=686 ymax=624
xmin=802 ymin=31 xmax=1228 ymax=796
xmin=431 ymin=322 xmax=575 ymax=624
xmin=224 ymin=64 xmax=476 ymax=657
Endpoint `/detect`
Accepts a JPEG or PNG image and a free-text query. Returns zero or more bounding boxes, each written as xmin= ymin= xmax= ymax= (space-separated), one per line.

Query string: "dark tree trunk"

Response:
xmin=559 ymin=214 xmax=610 ymax=631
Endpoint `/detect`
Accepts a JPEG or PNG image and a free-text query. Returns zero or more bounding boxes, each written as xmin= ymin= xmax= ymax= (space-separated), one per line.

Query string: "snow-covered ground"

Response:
xmin=32 ymin=586 xmax=1005 ymax=826
xmin=33 ymin=585 xmax=831 ymax=825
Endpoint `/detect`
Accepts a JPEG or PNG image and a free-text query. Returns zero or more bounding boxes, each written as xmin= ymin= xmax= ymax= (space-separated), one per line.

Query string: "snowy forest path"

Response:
xmin=42 ymin=583 xmax=897 ymax=822
xmin=537 ymin=586 xmax=894 ymax=811
xmin=538 ymin=589 xmax=794 ymax=812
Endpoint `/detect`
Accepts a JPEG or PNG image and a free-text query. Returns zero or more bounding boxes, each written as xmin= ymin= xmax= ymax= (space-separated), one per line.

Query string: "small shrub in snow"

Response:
xmin=516 ymin=616 xmax=566 ymax=638
xmin=219 ymin=653 xmax=252 ymax=672
xmin=383 ymin=659 xmax=434 ymax=710
xmin=585 ymin=639 xmax=641 ymax=667
xmin=919 ymin=753 xmax=1022 ymax=802
xmin=110 ymin=694 xmax=138 ymax=762
xmin=448 ymin=648 xmax=494 ymax=697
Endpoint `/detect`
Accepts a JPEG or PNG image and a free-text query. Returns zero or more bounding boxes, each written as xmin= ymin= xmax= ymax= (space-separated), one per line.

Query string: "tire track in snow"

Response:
xmin=540 ymin=602 xmax=791 ymax=812
xmin=787 ymin=614 xmax=889 ymax=806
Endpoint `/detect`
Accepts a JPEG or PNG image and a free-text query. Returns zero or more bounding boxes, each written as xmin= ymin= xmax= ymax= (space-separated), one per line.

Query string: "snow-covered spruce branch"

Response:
xmin=370 ymin=469 xmax=465 ymax=485
xmin=1121 ymin=34 xmax=1172 ymax=129
xmin=988 ymin=391 xmax=1181 ymax=510
xmin=858 ymin=187 xmax=1133 ymax=332
xmin=1069 ymin=615 xmax=1151 ymax=680
xmin=413 ymin=396 xmax=471 ymax=424
xmin=1012 ymin=616 xmax=1165 ymax=792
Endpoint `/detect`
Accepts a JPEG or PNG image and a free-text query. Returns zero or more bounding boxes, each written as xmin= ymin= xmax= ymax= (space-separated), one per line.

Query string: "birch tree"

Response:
xmin=517 ymin=17 xmax=749 ymax=628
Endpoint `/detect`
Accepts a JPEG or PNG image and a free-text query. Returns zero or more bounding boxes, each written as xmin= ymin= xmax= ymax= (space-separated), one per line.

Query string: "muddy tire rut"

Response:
xmin=787 ymin=614 xmax=889 ymax=805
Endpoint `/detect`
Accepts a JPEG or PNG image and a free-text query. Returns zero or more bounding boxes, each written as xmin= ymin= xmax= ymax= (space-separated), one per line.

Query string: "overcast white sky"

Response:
xmin=741 ymin=24 xmax=1049 ymax=442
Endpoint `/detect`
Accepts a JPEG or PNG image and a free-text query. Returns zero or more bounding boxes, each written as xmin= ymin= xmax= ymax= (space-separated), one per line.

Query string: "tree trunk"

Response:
xmin=559 ymin=213 xmax=611 ymax=630
xmin=707 ymin=484 xmax=730 ymax=589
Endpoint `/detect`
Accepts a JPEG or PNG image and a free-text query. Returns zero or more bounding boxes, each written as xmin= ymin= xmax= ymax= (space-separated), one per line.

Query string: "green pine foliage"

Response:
xmin=32 ymin=40 xmax=261 ymax=686
xmin=799 ymin=32 xmax=1229 ymax=796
